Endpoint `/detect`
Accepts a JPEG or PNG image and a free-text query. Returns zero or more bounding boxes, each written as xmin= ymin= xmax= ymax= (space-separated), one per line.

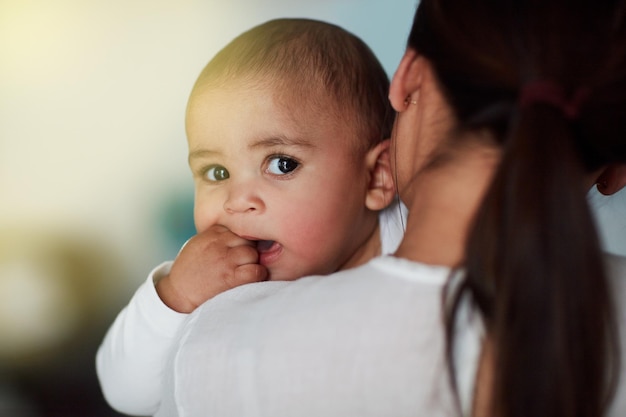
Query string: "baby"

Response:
xmin=96 ymin=18 xmax=404 ymax=416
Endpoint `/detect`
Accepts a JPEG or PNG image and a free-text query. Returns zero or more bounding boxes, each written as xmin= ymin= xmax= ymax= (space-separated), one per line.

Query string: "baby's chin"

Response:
xmin=266 ymin=265 xmax=333 ymax=282
xmin=266 ymin=270 xmax=302 ymax=282
xmin=268 ymin=274 xmax=302 ymax=281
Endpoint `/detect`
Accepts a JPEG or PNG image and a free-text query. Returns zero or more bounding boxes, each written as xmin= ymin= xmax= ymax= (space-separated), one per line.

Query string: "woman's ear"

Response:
xmin=595 ymin=163 xmax=626 ymax=195
xmin=389 ymin=48 xmax=424 ymax=112
xmin=364 ymin=139 xmax=396 ymax=211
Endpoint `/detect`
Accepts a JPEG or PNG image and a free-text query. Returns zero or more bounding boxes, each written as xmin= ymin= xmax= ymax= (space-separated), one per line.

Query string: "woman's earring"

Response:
xmin=404 ymin=95 xmax=417 ymax=106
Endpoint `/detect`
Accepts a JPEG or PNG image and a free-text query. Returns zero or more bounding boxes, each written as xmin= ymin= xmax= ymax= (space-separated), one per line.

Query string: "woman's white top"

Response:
xmin=155 ymin=256 xmax=475 ymax=417
xmin=154 ymin=253 xmax=626 ymax=417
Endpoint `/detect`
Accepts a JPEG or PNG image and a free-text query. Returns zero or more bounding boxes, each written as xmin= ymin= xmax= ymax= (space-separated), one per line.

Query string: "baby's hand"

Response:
xmin=156 ymin=225 xmax=268 ymax=313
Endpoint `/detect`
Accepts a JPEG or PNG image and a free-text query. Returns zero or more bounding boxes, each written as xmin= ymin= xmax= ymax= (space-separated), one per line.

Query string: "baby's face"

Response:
xmin=186 ymin=82 xmax=376 ymax=281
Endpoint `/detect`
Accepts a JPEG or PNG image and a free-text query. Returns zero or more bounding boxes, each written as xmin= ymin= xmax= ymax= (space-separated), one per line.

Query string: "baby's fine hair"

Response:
xmin=191 ymin=18 xmax=394 ymax=152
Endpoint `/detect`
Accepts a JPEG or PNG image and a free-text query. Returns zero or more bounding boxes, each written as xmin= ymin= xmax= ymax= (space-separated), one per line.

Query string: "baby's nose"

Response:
xmin=223 ymin=185 xmax=265 ymax=214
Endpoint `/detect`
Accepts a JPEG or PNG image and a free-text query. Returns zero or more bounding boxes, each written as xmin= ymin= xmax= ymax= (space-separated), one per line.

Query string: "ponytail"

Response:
xmin=456 ymin=104 xmax=619 ymax=417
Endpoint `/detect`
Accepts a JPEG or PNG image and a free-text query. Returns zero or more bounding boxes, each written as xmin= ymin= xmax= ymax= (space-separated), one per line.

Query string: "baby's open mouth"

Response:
xmin=256 ymin=240 xmax=277 ymax=253
xmin=255 ymin=240 xmax=282 ymax=266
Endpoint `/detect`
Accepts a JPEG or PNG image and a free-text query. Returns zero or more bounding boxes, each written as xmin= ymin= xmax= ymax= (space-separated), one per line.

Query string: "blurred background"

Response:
xmin=1 ymin=0 xmax=625 ymax=416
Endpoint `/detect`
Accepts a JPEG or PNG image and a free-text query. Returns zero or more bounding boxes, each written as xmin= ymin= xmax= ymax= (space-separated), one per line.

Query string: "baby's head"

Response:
xmin=190 ymin=18 xmax=393 ymax=154
xmin=186 ymin=18 xmax=395 ymax=280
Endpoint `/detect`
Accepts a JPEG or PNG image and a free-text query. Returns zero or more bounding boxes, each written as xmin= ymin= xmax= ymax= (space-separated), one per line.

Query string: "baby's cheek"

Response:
xmin=193 ymin=202 xmax=217 ymax=233
xmin=283 ymin=218 xmax=339 ymax=266
xmin=192 ymin=207 xmax=205 ymax=233
xmin=282 ymin=216 xmax=322 ymax=247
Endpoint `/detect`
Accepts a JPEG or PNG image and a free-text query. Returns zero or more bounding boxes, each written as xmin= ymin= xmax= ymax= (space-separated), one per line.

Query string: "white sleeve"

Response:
xmin=96 ymin=261 xmax=188 ymax=416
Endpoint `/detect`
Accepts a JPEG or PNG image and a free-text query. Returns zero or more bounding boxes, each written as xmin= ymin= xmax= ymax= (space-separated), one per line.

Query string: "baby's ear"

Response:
xmin=365 ymin=139 xmax=395 ymax=211
xmin=596 ymin=163 xmax=626 ymax=195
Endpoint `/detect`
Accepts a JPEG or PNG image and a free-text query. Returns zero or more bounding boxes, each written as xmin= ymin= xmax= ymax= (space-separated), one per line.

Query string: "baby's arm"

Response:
xmin=96 ymin=225 xmax=268 ymax=415
xmin=96 ymin=262 xmax=186 ymax=416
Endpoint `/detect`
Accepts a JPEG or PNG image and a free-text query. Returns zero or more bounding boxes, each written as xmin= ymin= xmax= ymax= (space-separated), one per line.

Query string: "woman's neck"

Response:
xmin=394 ymin=143 xmax=500 ymax=267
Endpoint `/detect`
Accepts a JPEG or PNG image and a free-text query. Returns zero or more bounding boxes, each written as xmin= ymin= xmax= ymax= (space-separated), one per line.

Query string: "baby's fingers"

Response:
xmin=228 ymin=243 xmax=259 ymax=265
xmin=235 ymin=263 xmax=268 ymax=285
xmin=223 ymin=244 xmax=266 ymax=287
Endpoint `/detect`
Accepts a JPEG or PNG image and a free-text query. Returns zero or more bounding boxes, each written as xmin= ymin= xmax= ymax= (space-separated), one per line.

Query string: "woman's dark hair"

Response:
xmin=408 ymin=0 xmax=626 ymax=416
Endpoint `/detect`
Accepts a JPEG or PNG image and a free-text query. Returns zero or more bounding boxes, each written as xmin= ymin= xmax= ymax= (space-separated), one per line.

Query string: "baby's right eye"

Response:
xmin=205 ymin=165 xmax=230 ymax=182
xmin=266 ymin=156 xmax=300 ymax=176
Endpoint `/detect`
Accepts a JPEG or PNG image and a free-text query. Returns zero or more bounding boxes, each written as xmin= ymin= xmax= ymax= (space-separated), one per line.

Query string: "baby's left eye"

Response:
xmin=266 ymin=156 xmax=300 ymax=175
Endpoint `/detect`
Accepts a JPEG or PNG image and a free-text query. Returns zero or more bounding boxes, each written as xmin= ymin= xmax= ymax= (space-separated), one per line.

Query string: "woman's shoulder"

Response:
xmin=183 ymin=257 xmax=452 ymax=347
xmin=259 ymin=256 xmax=452 ymax=312
xmin=219 ymin=256 xmax=451 ymax=303
xmin=162 ymin=258 xmax=459 ymax=417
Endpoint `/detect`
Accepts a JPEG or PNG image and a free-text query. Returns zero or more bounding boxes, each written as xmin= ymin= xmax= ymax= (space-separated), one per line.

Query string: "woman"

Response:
xmin=391 ymin=1 xmax=626 ymax=416
xmin=155 ymin=1 xmax=626 ymax=416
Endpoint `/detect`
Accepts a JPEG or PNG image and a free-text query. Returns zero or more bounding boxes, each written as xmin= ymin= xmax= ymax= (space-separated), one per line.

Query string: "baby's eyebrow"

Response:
xmin=249 ymin=135 xmax=315 ymax=150
xmin=188 ymin=149 xmax=220 ymax=164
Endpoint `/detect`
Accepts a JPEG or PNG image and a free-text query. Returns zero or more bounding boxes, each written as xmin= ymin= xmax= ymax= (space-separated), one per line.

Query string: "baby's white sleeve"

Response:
xmin=96 ymin=261 xmax=188 ymax=416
